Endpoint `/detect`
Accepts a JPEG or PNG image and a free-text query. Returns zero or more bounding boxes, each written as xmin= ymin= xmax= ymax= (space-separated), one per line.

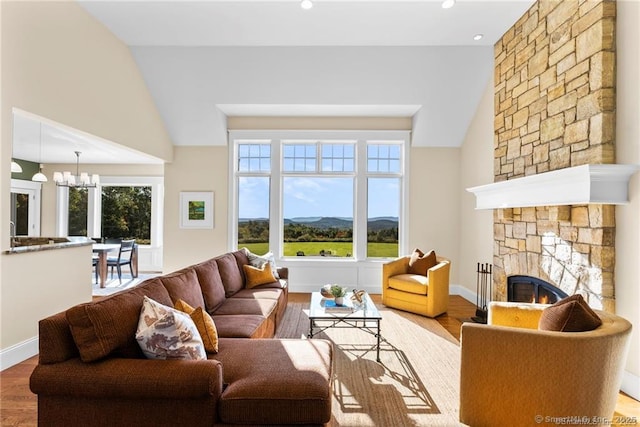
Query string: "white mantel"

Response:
xmin=467 ymin=164 xmax=640 ymax=210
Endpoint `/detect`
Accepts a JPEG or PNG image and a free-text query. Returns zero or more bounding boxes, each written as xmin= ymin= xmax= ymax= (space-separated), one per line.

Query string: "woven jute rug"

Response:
xmin=277 ymin=302 xmax=463 ymax=427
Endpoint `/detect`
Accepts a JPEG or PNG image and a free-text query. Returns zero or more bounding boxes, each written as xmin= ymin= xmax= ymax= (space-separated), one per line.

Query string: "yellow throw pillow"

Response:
xmin=174 ymin=300 xmax=219 ymax=353
xmin=243 ymin=263 xmax=275 ymax=289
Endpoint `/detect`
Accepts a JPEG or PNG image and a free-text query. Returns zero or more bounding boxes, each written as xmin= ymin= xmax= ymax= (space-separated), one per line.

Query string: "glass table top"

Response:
xmin=308 ymin=291 xmax=381 ymax=320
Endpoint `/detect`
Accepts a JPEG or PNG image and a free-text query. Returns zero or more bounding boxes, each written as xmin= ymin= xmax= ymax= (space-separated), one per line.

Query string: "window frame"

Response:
xmin=229 ymin=130 xmax=409 ymax=262
xmin=55 ymin=176 xmax=164 ymax=247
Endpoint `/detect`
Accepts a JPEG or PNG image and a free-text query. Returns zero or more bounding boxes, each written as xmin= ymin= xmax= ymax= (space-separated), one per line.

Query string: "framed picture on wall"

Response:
xmin=179 ymin=191 xmax=214 ymax=229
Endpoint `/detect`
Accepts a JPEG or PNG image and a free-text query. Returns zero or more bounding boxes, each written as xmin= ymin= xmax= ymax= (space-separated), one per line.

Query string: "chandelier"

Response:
xmin=53 ymin=151 xmax=100 ymax=188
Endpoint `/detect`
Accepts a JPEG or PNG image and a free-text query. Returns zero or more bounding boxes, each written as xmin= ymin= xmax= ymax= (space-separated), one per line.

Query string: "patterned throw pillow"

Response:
xmin=243 ymin=263 xmax=276 ymax=289
xmin=174 ymin=299 xmax=219 ymax=353
xmin=136 ymin=296 xmax=206 ymax=360
xmin=408 ymin=248 xmax=438 ymax=276
xmin=241 ymin=247 xmax=280 ymax=279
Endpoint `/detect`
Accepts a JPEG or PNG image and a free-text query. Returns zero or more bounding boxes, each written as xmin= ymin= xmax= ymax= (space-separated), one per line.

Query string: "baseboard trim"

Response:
xmin=449 ymin=284 xmax=476 ymax=304
xmin=0 ymin=336 xmax=38 ymax=371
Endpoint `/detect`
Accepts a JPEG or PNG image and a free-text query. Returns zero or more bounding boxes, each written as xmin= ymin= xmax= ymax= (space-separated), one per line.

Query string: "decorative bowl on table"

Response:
xmin=320 ymin=284 xmax=333 ymax=299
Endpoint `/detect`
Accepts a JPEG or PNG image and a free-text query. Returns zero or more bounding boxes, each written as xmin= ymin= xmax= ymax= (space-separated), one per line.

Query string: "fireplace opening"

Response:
xmin=507 ymin=275 xmax=569 ymax=304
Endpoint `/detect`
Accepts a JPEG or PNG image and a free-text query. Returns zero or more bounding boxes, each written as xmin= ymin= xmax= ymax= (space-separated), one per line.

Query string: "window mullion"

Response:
xmin=270 ymin=141 xmax=281 ymax=259
xmin=355 ymin=139 xmax=368 ymax=261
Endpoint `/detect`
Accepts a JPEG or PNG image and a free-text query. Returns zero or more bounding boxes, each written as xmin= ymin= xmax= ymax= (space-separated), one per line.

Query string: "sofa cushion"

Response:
xmin=216 ymin=253 xmax=245 ymax=297
xmin=388 ymin=273 xmax=429 ymax=295
xmin=408 ymin=248 xmax=437 ymax=276
xmin=66 ymin=278 xmax=172 ymax=362
xmin=539 ymin=294 xmax=603 ymax=332
xmin=175 ymin=299 xmax=219 ymax=353
xmin=136 ymin=296 xmax=206 ymax=360
xmin=242 ymin=263 xmax=276 ymax=289
xmin=214 ymin=338 xmax=333 ymax=425
xmin=212 ymin=315 xmax=272 ymax=338
xmin=193 ymin=259 xmax=226 ymax=312
xmin=214 ymin=298 xmax=278 ymax=318
xmin=160 ymin=267 xmax=206 ymax=309
xmin=232 ymin=288 xmax=284 ymax=301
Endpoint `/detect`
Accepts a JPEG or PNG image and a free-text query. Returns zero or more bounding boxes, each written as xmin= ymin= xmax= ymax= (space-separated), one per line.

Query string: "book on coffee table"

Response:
xmin=322 ymin=299 xmax=354 ymax=313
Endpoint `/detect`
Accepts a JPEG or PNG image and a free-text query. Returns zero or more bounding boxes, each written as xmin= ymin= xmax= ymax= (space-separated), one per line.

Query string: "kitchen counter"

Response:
xmin=4 ymin=236 xmax=93 ymax=254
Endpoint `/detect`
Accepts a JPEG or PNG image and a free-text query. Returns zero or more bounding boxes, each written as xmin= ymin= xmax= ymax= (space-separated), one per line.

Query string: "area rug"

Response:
xmin=277 ymin=302 xmax=463 ymax=427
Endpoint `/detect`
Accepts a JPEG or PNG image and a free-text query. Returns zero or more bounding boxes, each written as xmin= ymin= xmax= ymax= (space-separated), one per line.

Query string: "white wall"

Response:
xmin=163 ymin=146 xmax=230 ymax=273
xmin=131 ymin=46 xmax=493 ymax=149
xmin=458 ymin=79 xmax=495 ymax=298
xmin=0 ymin=245 xmax=92 ymax=369
xmin=615 ymin=0 xmax=640 ymax=400
xmin=0 ymin=1 xmax=172 ymax=363
xmin=407 ymin=147 xmax=461 ymax=284
xmin=164 ymin=119 xmax=462 ymax=293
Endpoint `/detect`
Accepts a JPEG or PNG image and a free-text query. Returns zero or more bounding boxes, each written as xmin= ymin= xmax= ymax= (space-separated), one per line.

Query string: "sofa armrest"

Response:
xmin=30 ymin=357 xmax=224 ymax=400
xmin=488 ymin=301 xmax=547 ymax=329
xmin=424 ymin=259 xmax=450 ymax=313
xmin=382 ymin=257 xmax=410 ymax=289
xmin=276 ymin=266 xmax=288 ymax=280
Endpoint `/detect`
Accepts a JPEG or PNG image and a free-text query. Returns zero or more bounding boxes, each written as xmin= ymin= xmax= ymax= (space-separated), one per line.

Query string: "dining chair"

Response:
xmin=106 ymin=239 xmax=135 ymax=283
xmin=92 ymin=256 xmax=99 ymax=284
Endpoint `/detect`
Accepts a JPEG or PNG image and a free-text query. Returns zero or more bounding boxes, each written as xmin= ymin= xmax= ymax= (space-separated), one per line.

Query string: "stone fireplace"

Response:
xmin=492 ymin=0 xmax=616 ymax=312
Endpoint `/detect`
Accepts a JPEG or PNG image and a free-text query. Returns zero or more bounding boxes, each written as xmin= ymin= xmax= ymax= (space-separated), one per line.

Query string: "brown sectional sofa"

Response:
xmin=30 ymin=250 xmax=334 ymax=426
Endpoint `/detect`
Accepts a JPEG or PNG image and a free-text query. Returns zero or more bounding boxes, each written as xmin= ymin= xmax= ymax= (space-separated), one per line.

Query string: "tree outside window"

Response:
xmin=67 ymin=186 xmax=152 ymax=242
xmin=101 ymin=186 xmax=152 ymax=244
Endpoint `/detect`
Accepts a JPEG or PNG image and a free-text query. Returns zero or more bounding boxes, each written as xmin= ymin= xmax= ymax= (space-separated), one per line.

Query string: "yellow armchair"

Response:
xmin=381 ymin=255 xmax=450 ymax=317
xmin=460 ymin=302 xmax=632 ymax=427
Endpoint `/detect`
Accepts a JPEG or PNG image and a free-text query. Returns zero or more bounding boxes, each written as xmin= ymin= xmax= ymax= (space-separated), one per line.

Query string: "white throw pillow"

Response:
xmin=241 ymin=247 xmax=280 ymax=279
xmin=136 ymin=296 xmax=206 ymax=360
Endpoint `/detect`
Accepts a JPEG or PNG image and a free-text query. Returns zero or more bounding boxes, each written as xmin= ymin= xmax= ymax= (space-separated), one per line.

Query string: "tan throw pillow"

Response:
xmin=538 ymin=294 xmax=603 ymax=332
xmin=136 ymin=296 xmax=206 ymax=360
xmin=174 ymin=299 xmax=219 ymax=353
xmin=408 ymin=248 xmax=437 ymax=276
xmin=243 ymin=263 xmax=276 ymax=289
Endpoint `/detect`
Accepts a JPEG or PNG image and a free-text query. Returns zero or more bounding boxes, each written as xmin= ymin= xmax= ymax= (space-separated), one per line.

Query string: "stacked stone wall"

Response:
xmin=493 ymin=0 xmax=616 ymax=311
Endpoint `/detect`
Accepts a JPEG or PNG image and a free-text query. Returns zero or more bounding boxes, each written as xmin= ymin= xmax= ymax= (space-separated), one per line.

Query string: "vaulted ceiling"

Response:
xmin=14 ymin=0 xmax=534 ymax=162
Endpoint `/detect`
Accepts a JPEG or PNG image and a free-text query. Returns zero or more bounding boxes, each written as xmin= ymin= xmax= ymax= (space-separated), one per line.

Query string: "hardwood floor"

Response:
xmin=1 ymin=294 xmax=638 ymax=426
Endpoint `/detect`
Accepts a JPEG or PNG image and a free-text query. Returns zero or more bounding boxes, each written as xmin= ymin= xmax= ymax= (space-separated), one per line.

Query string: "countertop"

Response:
xmin=4 ymin=236 xmax=94 ymax=255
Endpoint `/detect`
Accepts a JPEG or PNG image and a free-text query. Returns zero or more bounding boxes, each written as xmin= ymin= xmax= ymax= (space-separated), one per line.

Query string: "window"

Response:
xmin=56 ymin=176 xmax=163 ymax=247
xmin=68 ymin=187 xmax=88 ymax=236
xmin=283 ymin=176 xmax=354 ymax=257
xmin=231 ymin=131 xmax=408 ymax=261
xmin=101 ymin=186 xmax=152 ymax=244
xmin=237 ymin=176 xmax=270 ymax=254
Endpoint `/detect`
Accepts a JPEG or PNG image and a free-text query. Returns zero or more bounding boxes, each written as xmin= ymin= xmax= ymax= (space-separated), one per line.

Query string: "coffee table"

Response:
xmin=308 ymin=291 xmax=383 ymax=362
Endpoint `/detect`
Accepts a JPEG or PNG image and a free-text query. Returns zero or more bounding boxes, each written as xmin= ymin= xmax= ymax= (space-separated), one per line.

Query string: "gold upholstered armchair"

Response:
xmin=381 ymin=252 xmax=450 ymax=318
xmin=459 ymin=302 xmax=632 ymax=427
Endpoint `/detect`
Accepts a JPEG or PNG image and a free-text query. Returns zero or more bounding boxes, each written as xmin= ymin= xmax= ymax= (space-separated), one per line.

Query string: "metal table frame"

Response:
xmin=307 ymin=292 xmax=383 ymax=362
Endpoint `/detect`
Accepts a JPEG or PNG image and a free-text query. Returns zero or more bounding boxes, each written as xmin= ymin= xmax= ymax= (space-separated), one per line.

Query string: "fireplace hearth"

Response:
xmin=507 ymin=275 xmax=569 ymax=304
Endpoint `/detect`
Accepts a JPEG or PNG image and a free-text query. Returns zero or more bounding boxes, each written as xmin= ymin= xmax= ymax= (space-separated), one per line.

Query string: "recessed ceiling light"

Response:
xmin=442 ymin=0 xmax=455 ymax=9
xmin=301 ymin=0 xmax=313 ymax=10
xmin=473 ymin=34 xmax=484 ymax=41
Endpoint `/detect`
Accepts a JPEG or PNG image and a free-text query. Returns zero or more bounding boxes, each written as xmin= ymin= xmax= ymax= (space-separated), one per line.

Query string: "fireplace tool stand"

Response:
xmin=472 ymin=262 xmax=492 ymax=324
